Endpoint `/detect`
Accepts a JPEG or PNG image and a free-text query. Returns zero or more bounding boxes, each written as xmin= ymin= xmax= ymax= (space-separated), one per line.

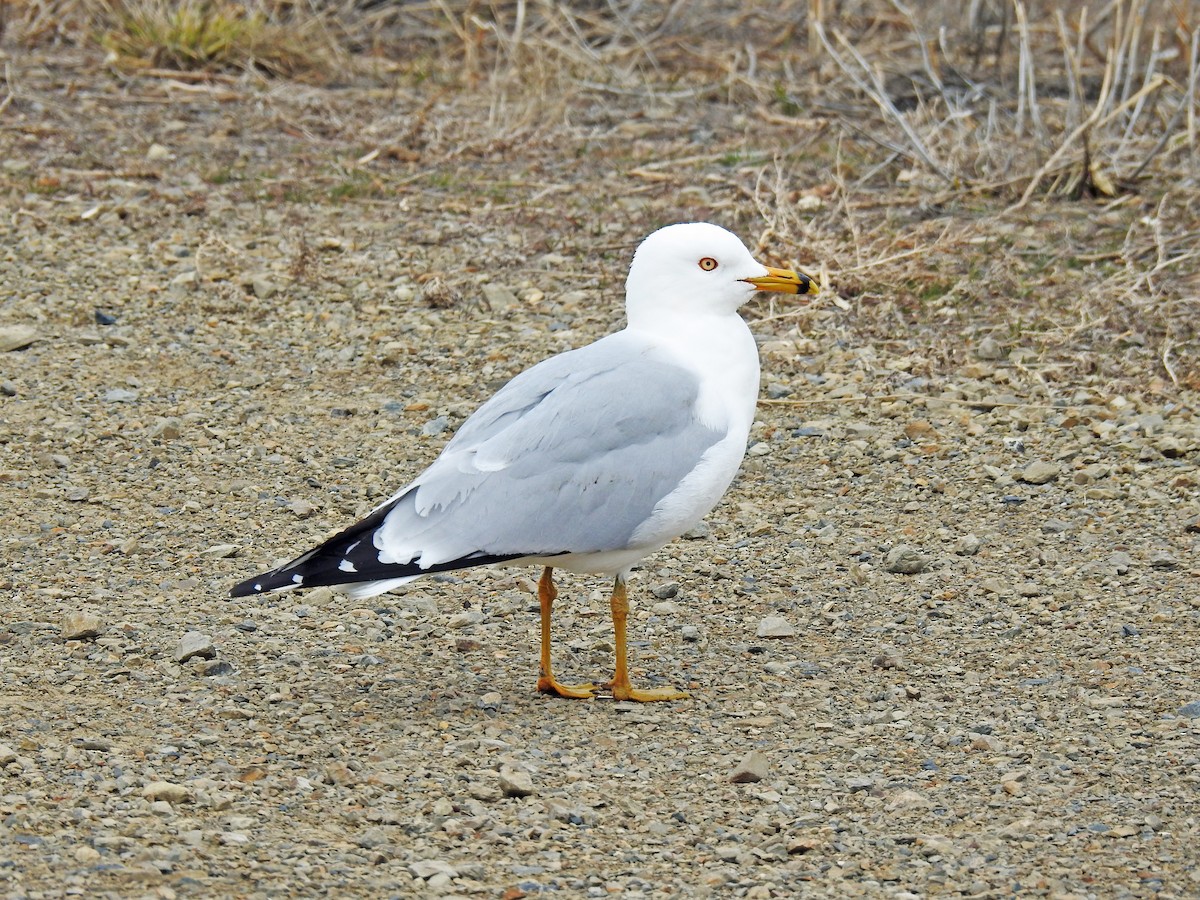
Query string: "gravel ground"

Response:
xmin=2 ymin=51 xmax=1199 ymax=899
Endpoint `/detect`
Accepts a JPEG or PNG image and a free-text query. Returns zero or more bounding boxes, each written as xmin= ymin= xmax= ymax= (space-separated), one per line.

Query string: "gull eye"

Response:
xmin=698 ymin=257 xmax=718 ymax=271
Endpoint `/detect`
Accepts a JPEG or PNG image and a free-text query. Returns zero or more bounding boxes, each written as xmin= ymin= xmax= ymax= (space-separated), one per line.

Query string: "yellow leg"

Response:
xmin=607 ymin=576 xmax=688 ymax=702
xmin=535 ymin=567 xmax=596 ymax=699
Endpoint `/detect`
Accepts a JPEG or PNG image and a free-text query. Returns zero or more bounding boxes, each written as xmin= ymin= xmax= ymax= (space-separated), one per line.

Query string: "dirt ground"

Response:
xmin=2 ymin=20 xmax=1200 ymax=900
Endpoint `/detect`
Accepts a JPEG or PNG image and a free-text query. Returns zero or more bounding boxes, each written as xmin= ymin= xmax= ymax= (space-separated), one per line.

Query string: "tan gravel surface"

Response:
xmin=2 ymin=51 xmax=1199 ymax=899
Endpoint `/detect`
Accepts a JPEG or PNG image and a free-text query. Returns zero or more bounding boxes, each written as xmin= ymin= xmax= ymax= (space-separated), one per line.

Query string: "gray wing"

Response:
xmin=374 ymin=332 xmax=726 ymax=566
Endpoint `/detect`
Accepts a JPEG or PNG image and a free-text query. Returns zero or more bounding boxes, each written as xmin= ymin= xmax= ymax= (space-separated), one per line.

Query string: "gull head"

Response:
xmin=625 ymin=222 xmax=815 ymax=323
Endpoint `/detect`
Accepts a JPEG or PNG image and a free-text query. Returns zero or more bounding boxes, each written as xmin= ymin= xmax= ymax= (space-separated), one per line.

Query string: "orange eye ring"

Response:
xmin=698 ymin=257 xmax=718 ymax=271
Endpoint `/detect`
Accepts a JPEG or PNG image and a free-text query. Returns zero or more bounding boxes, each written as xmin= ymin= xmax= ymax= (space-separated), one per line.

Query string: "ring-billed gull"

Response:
xmin=231 ymin=222 xmax=816 ymax=701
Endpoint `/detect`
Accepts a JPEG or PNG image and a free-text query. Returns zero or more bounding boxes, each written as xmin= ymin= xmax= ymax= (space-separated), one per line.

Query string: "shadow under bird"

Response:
xmin=231 ymin=222 xmax=817 ymax=701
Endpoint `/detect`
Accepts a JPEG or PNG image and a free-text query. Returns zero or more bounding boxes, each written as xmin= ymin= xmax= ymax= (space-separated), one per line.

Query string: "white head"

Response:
xmin=624 ymin=223 xmax=812 ymax=327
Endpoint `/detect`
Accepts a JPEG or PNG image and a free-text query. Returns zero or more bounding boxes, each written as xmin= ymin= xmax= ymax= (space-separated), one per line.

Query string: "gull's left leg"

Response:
xmin=607 ymin=575 xmax=688 ymax=702
xmin=535 ymin=567 xmax=597 ymax=699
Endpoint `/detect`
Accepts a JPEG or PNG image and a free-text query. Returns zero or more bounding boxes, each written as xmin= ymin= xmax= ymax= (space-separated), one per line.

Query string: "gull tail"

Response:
xmin=229 ymin=496 xmax=522 ymax=598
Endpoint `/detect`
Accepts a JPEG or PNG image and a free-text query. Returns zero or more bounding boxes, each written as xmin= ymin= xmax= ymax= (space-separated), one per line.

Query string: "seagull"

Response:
xmin=231 ymin=222 xmax=816 ymax=701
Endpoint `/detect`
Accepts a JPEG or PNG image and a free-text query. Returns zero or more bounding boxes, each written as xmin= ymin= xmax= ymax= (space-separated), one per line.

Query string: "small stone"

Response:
xmin=0 ymin=324 xmax=38 ymax=352
xmin=651 ymin=581 xmax=680 ymax=599
xmin=1 ymin=381 xmax=16 ymax=396
xmin=887 ymin=789 xmax=930 ymax=810
xmin=175 ymin=631 xmax=216 ymax=663
xmin=1108 ymin=551 xmax=1133 ymax=575
xmin=447 ymin=610 xmax=483 ymax=628
xmin=971 ymin=734 xmax=1004 ymax=752
xmin=681 ymin=625 xmax=701 ymax=642
xmin=682 ymin=521 xmax=711 ymax=540
xmin=66 ymin=486 xmax=89 ymax=502
xmin=1042 ymin=518 xmax=1071 ymax=533
xmin=1148 ymin=550 xmax=1177 ymax=569
xmin=1177 ymin=700 xmax=1200 ymax=718
xmin=499 ymin=765 xmax=534 ymax=797
xmin=421 ymin=415 xmax=449 ymax=436
xmin=0 ymin=744 xmax=17 ymax=765
xmin=203 ymin=661 xmax=235 ymax=677
xmin=1020 ymin=460 xmax=1059 ymax=484
xmin=755 ymin=616 xmax=795 ymax=638
xmin=201 ymin=543 xmax=239 ymax=558
xmin=410 ymin=859 xmax=457 ymax=880
xmin=728 ymin=749 xmax=769 ymax=783
xmin=245 ymin=274 xmax=278 ymax=299
xmin=103 ymin=387 xmax=139 ymax=403
xmin=975 ymin=335 xmax=1005 ymax=360
xmin=652 ymin=600 xmax=682 ymax=615
xmin=143 ymin=781 xmax=191 ymax=803
xmin=1015 ymin=582 xmax=1041 ymax=597
xmin=480 ymin=283 xmax=519 ymax=309
xmin=288 ymin=499 xmax=317 ymax=518
xmin=148 ymin=417 xmax=183 ymax=439
xmin=146 ymin=143 xmax=172 ymax=161
xmin=62 ymin=611 xmax=104 ymax=640
xmin=872 ymin=647 xmax=904 ymax=669
xmin=74 ymin=846 xmax=101 ymax=863
xmin=954 ymin=534 xmax=981 ymax=555
xmin=884 ymin=545 xmax=927 ymax=574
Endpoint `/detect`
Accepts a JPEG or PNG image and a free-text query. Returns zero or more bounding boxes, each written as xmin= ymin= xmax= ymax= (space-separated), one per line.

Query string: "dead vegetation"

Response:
xmin=1 ymin=0 xmax=1198 ymax=388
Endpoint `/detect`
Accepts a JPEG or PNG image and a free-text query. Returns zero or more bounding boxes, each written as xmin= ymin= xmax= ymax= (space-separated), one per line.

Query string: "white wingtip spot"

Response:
xmin=338 ymin=559 xmax=358 ymax=573
xmin=291 ymin=574 xmax=304 ymax=584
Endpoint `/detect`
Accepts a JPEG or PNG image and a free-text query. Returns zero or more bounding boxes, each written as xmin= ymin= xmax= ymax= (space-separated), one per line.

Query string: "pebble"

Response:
xmin=143 ymin=781 xmax=191 ymax=803
xmin=728 ymin=749 xmax=769 ymax=783
xmin=651 ymin=581 xmax=680 ymax=599
xmin=1148 ymin=550 xmax=1177 ymax=568
xmin=0 ymin=324 xmax=38 ymax=352
xmin=1020 ymin=460 xmax=1059 ymax=484
xmin=201 ymin=543 xmax=239 ymax=558
xmin=103 ymin=387 xmax=139 ymax=403
xmin=884 ymin=544 xmax=927 ymax=574
xmin=0 ymin=744 xmax=16 ymax=766
xmin=62 ymin=611 xmax=104 ymax=640
xmin=975 ymin=335 xmax=1005 ymax=360
xmin=954 ymin=533 xmax=981 ymax=555
xmin=681 ymin=625 xmax=701 ymax=642
xmin=499 ymin=765 xmax=535 ymax=797
xmin=1178 ymin=700 xmax=1200 ymax=718
xmin=175 ymin=631 xmax=216 ymax=663
xmin=755 ymin=616 xmax=795 ymax=638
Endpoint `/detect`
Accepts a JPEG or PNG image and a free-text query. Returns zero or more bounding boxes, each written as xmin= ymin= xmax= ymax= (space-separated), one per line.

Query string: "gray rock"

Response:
xmin=499 ymin=765 xmax=534 ymax=797
xmin=682 ymin=521 xmax=711 ymax=540
xmin=0 ymin=380 xmax=16 ymax=395
xmin=143 ymin=781 xmax=191 ymax=803
xmin=201 ymin=543 xmax=239 ymax=558
xmin=1108 ymin=551 xmax=1133 ymax=575
xmin=480 ymin=283 xmax=519 ymax=308
xmin=0 ymin=324 xmax=38 ymax=352
xmin=62 ymin=611 xmax=104 ymax=640
xmin=954 ymin=534 xmax=981 ymax=555
xmin=975 ymin=335 xmax=1005 ymax=360
xmin=756 ymin=616 xmax=795 ymax=638
xmin=1148 ymin=550 xmax=1177 ymax=568
xmin=421 ymin=415 xmax=449 ymax=436
xmin=0 ymin=744 xmax=17 ymax=765
xmin=681 ymin=625 xmax=701 ymax=643
xmin=728 ymin=749 xmax=769 ymax=783
xmin=884 ymin=545 xmax=927 ymax=574
xmin=1178 ymin=700 xmax=1200 ymax=718
xmin=103 ymin=388 xmax=139 ymax=403
xmin=1020 ymin=460 xmax=1059 ymax=484
xmin=175 ymin=631 xmax=216 ymax=663
xmin=651 ymin=581 xmax=680 ymax=599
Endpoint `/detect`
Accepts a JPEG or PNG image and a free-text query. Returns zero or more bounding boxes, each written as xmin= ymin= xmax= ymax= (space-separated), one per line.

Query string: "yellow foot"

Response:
xmin=609 ymin=682 xmax=689 ymax=702
xmin=537 ymin=676 xmax=598 ymax=699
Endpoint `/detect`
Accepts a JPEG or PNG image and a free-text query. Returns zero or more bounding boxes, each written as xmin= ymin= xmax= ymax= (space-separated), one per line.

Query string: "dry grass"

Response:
xmin=2 ymin=0 xmax=1198 ymax=388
